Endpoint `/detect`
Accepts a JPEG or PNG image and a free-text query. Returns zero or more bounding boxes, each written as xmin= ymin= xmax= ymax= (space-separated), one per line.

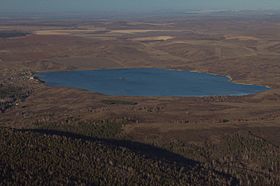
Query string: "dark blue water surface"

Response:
xmin=37 ymin=68 xmax=270 ymax=97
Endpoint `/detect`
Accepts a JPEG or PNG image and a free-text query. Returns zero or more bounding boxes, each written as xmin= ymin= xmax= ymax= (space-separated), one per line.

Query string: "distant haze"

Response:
xmin=1 ymin=0 xmax=280 ymax=13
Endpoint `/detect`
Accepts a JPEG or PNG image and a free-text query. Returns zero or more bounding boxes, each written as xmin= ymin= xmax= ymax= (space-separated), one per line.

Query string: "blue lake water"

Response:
xmin=37 ymin=68 xmax=270 ymax=97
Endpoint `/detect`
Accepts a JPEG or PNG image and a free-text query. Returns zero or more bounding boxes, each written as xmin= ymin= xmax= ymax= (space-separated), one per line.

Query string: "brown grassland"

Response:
xmin=1 ymin=13 xmax=280 ymax=185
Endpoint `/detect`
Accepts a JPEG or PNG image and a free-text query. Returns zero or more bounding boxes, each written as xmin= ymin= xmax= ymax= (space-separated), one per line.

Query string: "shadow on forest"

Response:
xmin=17 ymin=128 xmax=239 ymax=185
xmin=19 ymin=128 xmax=198 ymax=167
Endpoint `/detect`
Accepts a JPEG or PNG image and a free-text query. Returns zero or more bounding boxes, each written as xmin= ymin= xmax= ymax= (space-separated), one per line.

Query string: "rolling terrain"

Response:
xmin=1 ymin=12 xmax=280 ymax=185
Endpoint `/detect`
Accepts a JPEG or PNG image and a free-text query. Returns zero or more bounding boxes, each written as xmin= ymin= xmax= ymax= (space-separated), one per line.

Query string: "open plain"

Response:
xmin=1 ymin=12 xmax=280 ymax=185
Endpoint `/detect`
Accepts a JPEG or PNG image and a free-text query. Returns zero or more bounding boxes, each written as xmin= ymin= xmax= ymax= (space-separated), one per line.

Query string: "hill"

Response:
xmin=0 ymin=127 xmax=236 ymax=185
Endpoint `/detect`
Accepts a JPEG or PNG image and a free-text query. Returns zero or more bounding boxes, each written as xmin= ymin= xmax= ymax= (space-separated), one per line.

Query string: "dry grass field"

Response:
xmin=1 ymin=13 xmax=280 ymax=185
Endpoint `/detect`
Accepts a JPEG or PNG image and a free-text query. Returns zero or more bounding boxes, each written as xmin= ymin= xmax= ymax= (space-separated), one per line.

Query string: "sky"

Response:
xmin=1 ymin=0 xmax=280 ymax=13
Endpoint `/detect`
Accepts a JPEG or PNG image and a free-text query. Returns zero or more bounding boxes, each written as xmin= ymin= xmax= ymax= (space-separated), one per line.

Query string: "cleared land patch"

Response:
xmin=34 ymin=29 xmax=102 ymax=36
xmin=132 ymin=36 xmax=174 ymax=41
xmin=224 ymin=35 xmax=259 ymax=41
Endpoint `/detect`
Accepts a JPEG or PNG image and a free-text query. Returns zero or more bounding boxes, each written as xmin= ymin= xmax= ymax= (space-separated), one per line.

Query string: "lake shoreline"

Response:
xmin=35 ymin=68 xmax=270 ymax=97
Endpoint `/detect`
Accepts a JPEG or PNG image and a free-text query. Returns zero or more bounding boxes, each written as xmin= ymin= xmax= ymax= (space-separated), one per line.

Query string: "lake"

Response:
xmin=37 ymin=68 xmax=270 ymax=97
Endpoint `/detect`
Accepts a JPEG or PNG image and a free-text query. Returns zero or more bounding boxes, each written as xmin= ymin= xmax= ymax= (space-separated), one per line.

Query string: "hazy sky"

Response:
xmin=1 ymin=0 xmax=280 ymax=13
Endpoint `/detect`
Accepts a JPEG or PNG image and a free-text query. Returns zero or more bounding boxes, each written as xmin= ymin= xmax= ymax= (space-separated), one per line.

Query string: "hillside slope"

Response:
xmin=0 ymin=128 xmax=236 ymax=185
